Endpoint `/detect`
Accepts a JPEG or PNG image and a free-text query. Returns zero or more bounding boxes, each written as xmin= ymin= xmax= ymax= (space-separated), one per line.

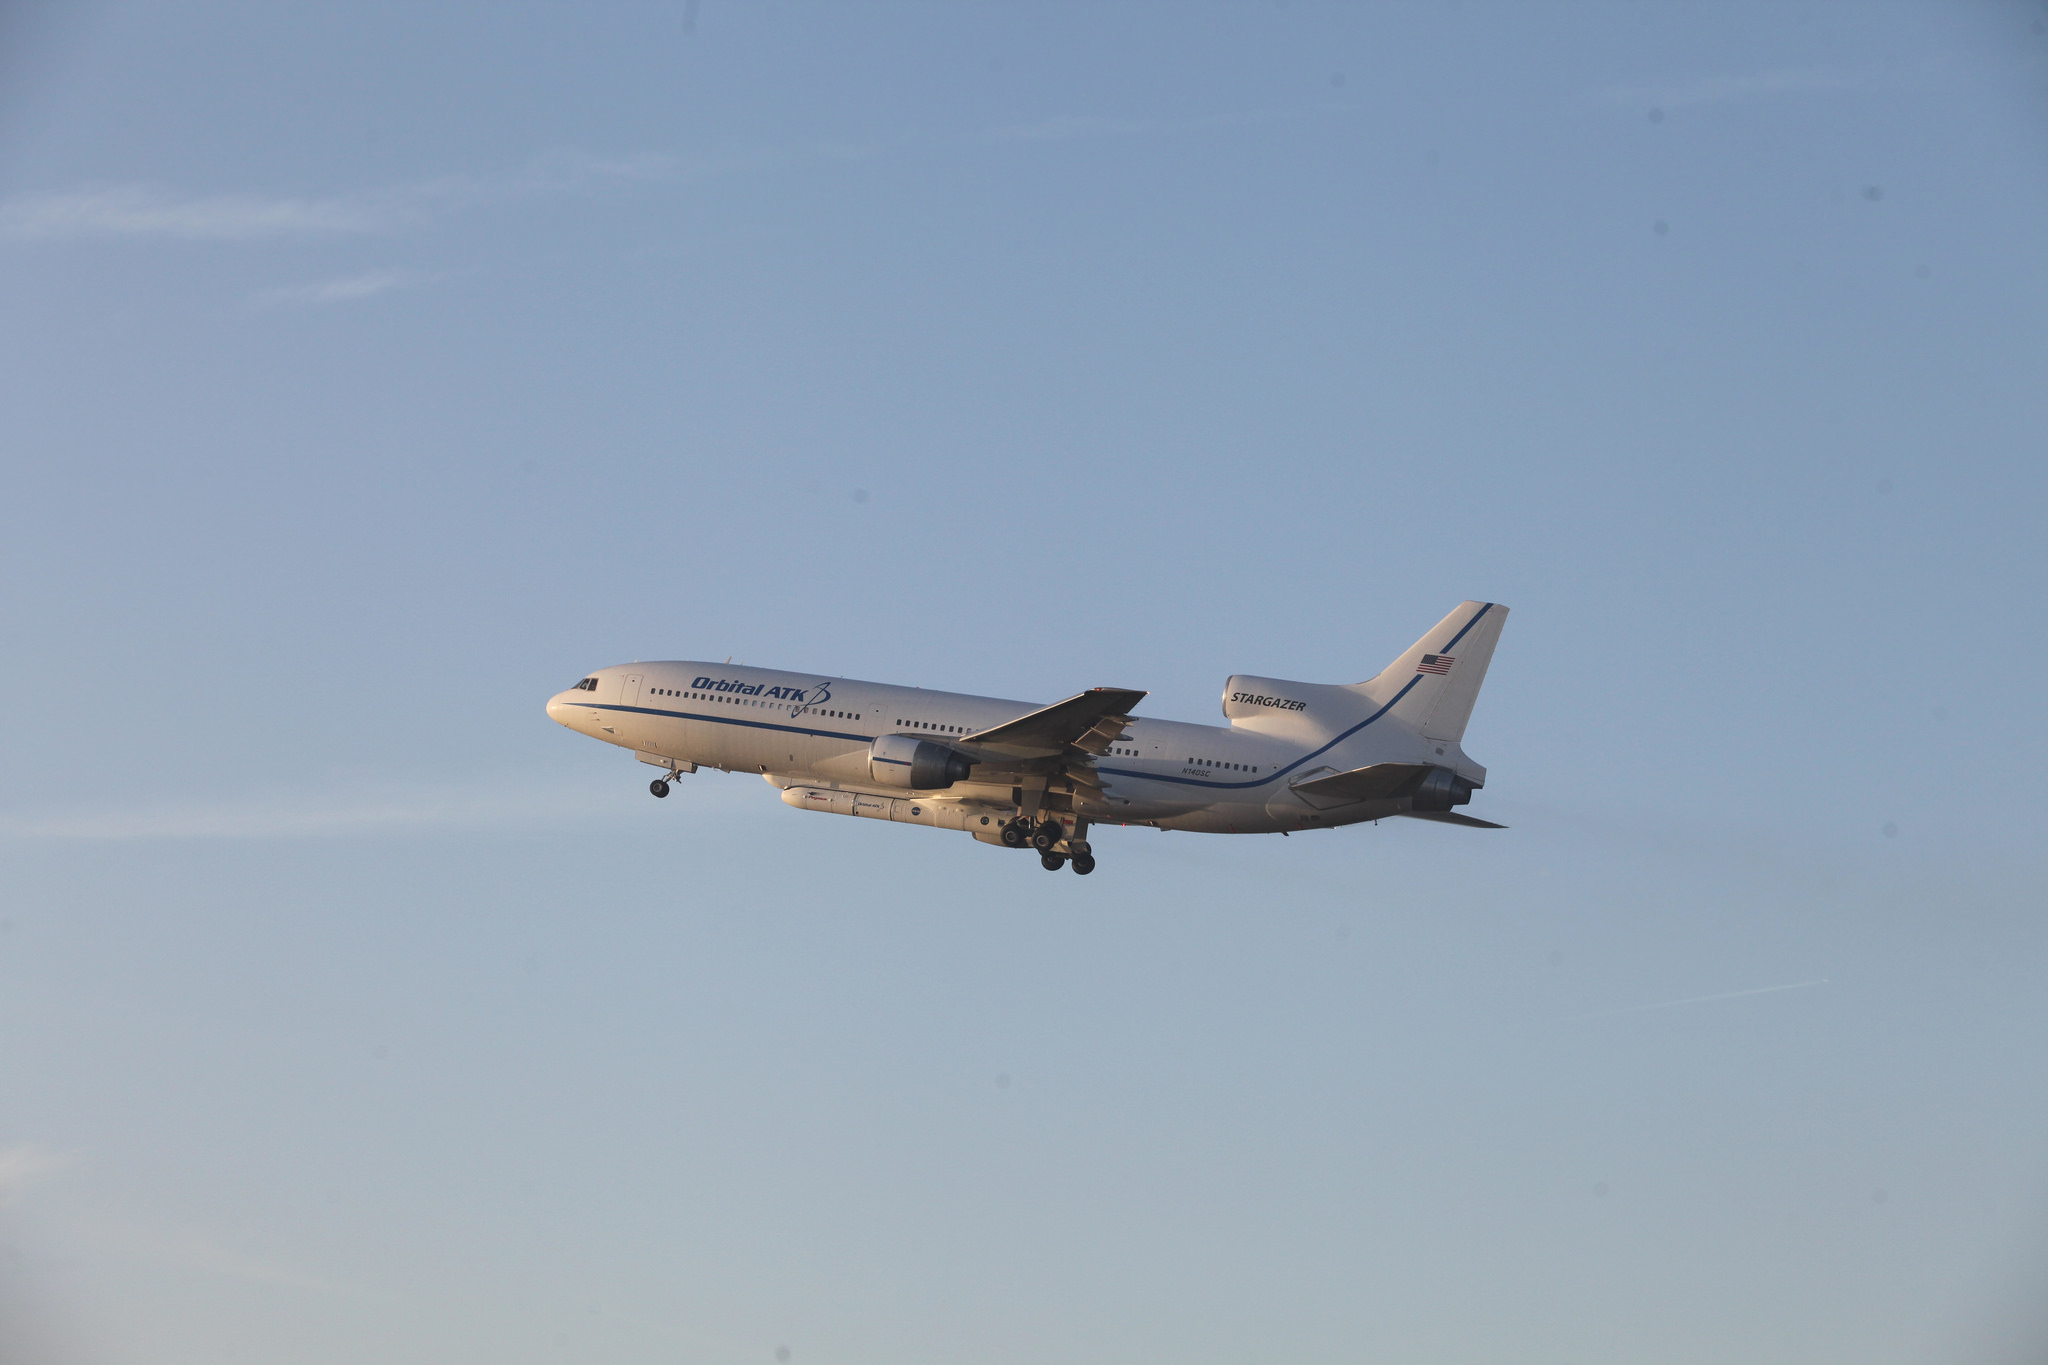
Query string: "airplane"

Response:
xmin=545 ymin=600 xmax=1509 ymax=875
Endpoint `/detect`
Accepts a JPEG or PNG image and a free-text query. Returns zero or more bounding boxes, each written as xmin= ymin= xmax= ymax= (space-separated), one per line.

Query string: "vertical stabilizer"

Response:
xmin=1347 ymin=601 xmax=1509 ymax=742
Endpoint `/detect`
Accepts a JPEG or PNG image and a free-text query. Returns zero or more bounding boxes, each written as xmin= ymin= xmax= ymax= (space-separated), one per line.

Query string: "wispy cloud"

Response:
xmin=1598 ymin=66 xmax=1871 ymax=110
xmin=250 ymin=266 xmax=442 ymax=308
xmin=981 ymin=103 xmax=1322 ymax=146
xmin=0 ymin=149 xmax=681 ymax=244
xmin=70 ymin=1209 xmax=369 ymax=1297
xmin=159 ymin=1237 xmax=364 ymax=1295
xmin=1580 ymin=977 xmax=1831 ymax=1020
xmin=0 ymin=1145 xmax=77 ymax=1203
xmin=0 ymin=786 xmax=589 ymax=840
xmin=0 ymin=1146 xmax=363 ymax=1299
xmin=1 ymin=115 xmax=1330 ymax=245
xmin=0 ymin=183 xmax=390 ymax=241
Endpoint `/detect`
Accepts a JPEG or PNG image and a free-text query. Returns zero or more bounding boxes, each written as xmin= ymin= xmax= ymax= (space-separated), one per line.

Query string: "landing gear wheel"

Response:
xmin=1030 ymin=822 xmax=1063 ymax=852
xmin=649 ymin=779 xmax=670 ymax=798
xmin=1000 ymin=820 xmax=1028 ymax=849
xmin=1070 ymin=853 xmax=1096 ymax=875
xmin=1040 ymin=852 xmax=1067 ymax=872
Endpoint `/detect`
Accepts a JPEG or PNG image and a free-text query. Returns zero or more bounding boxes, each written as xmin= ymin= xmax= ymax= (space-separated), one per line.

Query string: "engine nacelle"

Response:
xmin=1410 ymin=766 xmax=1476 ymax=812
xmin=868 ymin=733 xmax=974 ymax=790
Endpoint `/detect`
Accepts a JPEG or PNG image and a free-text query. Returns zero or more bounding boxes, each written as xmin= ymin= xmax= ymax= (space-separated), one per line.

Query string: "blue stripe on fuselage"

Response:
xmin=585 ymin=703 xmax=873 ymax=744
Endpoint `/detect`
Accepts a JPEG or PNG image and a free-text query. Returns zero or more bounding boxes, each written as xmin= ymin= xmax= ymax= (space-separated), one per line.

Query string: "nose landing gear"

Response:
xmin=649 ymin=779 xmax=670 ymax=798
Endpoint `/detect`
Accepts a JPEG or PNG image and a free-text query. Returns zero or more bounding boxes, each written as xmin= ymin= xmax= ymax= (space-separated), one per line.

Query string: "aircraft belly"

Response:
xmin=807 ymin=744 xmax=873 ymax=785
xmin=691 ymin=716 xmax=741 ymax=770
xmin=635 ymin=715 xmax=690 ymax=759
xmin=707 ymin=715 xmax=778 ymax=771
xmin=1085 ymin=776 xmax=1209 ymax=819
xmin=640 ymin=715 xmax=686 ymax=756
xmin=1154 ymin=801 xmax=1285 ymax=834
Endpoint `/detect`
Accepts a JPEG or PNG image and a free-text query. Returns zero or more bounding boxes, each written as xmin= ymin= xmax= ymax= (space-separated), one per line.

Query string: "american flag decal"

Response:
xmin=1416 ymin=654 xmax=1454 ymax=675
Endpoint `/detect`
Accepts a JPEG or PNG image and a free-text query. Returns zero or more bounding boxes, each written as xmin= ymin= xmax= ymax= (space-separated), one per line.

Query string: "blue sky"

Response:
xmin=2 ymin=3 xmax=2046 ymax=1362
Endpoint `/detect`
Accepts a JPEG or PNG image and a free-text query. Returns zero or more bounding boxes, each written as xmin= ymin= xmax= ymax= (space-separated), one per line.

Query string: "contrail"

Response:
xmin=1579 ymin=978 xmax=1830 ymax=1020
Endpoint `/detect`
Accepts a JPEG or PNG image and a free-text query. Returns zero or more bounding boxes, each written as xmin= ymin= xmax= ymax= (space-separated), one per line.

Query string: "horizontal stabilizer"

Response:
xmin=963 ymin=687 xmax=1147 ymax=758
xmin=1397 ymin=810 xmax=1506 ymax=829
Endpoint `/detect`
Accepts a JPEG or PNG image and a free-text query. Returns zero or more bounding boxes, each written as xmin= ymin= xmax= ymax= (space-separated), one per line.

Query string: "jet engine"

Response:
xmin=868 ymin=733 xmax=974 ymax=790
xmin=1410 ymin=766 xmax=1476 ymax=812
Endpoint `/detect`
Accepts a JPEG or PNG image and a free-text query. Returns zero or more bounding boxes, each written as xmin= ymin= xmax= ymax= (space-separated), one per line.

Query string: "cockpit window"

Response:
xmin=576 ymin=678 xmax=598 ymax=691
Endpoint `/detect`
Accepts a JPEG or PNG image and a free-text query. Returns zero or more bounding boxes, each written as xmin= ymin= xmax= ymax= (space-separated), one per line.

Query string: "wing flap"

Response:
xmin=962 ymin=687 xmax=1147 ymax=759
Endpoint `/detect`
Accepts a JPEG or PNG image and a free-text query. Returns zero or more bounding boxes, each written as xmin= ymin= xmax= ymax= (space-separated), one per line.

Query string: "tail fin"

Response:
xmin=1347 ymin=601 xmax=1509 ymax=743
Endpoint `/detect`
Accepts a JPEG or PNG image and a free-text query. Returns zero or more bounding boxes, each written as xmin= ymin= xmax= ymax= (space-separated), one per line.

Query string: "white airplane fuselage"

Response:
xmin=546 ymin=602 xmax=1511 ymax=864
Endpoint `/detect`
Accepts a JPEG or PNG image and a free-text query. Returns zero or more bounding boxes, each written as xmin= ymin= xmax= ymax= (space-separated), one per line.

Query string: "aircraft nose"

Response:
xmin=546 ymin=691 xmax=577 ymax=726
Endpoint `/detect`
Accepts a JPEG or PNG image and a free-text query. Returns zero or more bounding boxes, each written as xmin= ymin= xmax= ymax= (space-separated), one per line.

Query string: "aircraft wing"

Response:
xmin=1287 ymin=762 xmax=1437 ymax=804
xmin=961 ymin=687 xmax=1147 ymax=761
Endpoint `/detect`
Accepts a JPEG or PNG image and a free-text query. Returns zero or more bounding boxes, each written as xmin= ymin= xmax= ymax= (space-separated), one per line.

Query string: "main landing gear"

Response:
xmin=1004 ymin=818 xmax=1064 ymax=851
xmin=649 ymin=779 xmax=670 ymax=798
xmin=1004 ymin=816 xmax=1096 ymax=875
xmin=1000 ymin=817 xmax=1067 ymax=851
